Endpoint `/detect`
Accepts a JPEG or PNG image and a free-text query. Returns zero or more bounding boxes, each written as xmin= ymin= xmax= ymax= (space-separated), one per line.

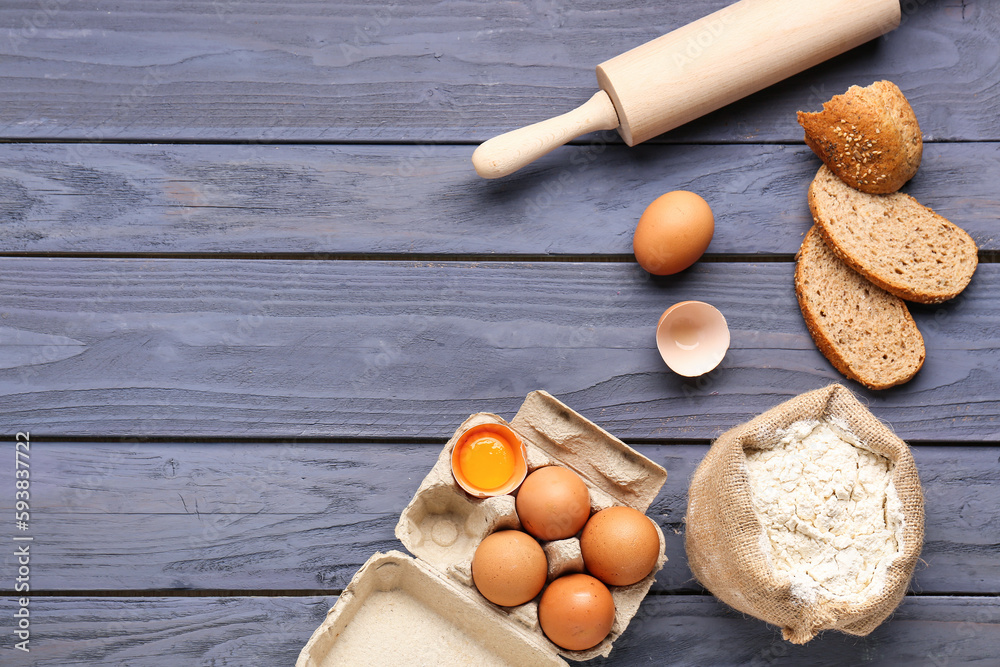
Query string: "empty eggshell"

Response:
xmin=656 ymin=301 xmax=730 ymax=377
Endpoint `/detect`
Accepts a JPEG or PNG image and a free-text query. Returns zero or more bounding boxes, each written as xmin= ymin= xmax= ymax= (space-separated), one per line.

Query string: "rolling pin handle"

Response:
xmin=472 ymin=90 xmax=620 ymax=179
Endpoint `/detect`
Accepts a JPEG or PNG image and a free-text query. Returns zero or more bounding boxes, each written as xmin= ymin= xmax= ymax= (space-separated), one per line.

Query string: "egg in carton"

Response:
xmin=297 ymin=390 xmax=668 ymax=666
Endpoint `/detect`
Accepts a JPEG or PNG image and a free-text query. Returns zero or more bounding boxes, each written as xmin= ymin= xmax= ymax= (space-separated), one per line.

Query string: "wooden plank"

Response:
xmin=4 ymin=442 xmax=997 ymax=593
xmin=0 ymin=1 xmax=996 ymax=142
xmin=1 ymin=595 xmax=996 ymax=665
xmin=608 ymin=595 xmax=1000 ymax=666
xmin=1 ymin=141 xmax=997 ymax=255
xmin=2 ymin=258 xmax=999 ymax=440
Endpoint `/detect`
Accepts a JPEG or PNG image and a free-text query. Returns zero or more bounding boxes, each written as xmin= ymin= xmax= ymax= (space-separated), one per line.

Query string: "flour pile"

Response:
xmin=745 ymin=420 xmax=905 ymax=605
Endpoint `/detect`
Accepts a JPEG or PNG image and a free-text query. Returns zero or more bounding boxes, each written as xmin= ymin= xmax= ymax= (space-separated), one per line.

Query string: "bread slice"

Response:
xmin=797 ymin=80 xmax=921 ymax=194
xmin=795 ymin=226 xmax=925 ymax=390
xmin=808 ymin=165 xmax=978 ymax=304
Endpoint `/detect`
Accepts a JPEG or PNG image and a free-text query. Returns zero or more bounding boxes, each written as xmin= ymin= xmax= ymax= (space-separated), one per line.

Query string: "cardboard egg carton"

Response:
xmin=297 ymin=390 xmax=668 ymax=666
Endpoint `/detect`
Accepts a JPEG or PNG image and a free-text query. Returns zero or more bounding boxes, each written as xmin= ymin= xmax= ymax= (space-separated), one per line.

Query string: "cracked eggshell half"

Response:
xmin=656 ymin=301 xmax=730 ymax=377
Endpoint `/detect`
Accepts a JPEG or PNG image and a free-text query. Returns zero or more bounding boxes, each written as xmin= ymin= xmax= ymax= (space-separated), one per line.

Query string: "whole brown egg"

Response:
xmin=538 ymin=573 xmax=616 ymax=651
xmin=471 ymin=530 xmax=547 ymax=607
xmin=515 ymin=466 xmax=591 ymax=541
xmin=632 ymin=190 xmax=714 ymax=275
xmin=580 ymin=506 xmax=661 ymax=586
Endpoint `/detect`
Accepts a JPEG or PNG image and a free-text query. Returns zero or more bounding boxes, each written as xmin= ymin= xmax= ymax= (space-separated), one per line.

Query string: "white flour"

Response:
xmin=745 ymin=419 xmax=905 ymax=604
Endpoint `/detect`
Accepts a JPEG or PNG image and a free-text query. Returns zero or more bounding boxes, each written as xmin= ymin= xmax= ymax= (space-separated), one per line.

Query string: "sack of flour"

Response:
xmin=685 ymin=384 xmax=924 ymax=644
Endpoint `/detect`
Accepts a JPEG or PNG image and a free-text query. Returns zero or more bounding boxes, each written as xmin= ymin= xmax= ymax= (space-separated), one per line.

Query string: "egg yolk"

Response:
xmin=457 ymin=434 xmax=516 ymax=490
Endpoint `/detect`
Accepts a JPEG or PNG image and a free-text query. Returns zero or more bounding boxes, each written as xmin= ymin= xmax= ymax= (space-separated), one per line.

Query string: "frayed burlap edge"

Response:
xmin=684 ymin=384 xmax=924 ymax=644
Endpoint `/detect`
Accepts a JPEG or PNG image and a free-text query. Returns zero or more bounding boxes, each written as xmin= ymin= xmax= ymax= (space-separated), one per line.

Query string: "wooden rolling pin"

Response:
xmin=472 ymin=0 xmax=900 ymax=179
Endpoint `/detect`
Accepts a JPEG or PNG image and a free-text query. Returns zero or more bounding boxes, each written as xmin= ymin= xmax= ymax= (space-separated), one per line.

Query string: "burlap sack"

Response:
xmin=685 ymin=384 xmax=924 ymax=644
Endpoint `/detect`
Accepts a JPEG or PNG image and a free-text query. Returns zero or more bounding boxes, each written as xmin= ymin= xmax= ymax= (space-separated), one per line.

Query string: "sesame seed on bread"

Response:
xmin=808 ymin=165 xmax=978 ymax=304
xmin=797 ymin=80 xmax=922 ymax=194
xmin=795 ymin=226 xmax=925 ymax=390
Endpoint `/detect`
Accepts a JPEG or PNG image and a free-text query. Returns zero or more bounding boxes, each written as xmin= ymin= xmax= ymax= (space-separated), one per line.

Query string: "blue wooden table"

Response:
xmin=2 ymin=1 xmax=999 ymax=664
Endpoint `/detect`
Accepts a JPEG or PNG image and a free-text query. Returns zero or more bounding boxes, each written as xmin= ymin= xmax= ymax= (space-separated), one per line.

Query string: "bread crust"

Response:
xmin=797 ymin=81 xmax=922 ymax=194
xmin=795 ymin=226 xmax=924 ymax=390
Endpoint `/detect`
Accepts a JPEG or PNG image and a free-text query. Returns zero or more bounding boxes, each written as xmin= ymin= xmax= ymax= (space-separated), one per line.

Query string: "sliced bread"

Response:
xmin=797 ymin=80 xmax=922 ymax=194
xmin=808 ymin=165 xmax=978 ymax=304
xmin=795 ymin=225 xmax=925 ymax=390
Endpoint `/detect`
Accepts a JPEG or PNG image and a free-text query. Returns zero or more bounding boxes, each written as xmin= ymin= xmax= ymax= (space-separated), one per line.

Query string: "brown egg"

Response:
xmin=515 ymin=466 xmax=591 ymax=541
xmin=580 ymin=506 xmax=661 ymax=586
xmin=471 ymin=530 xmax=547 ymax=607
xmin=538 ymin=574 xmax=616 ymax=651
xmin=633 ymin=190 xmax=714 ymax=275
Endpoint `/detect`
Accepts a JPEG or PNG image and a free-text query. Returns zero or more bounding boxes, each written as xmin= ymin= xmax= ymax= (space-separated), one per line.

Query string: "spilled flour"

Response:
xmin=745 ymin=419 xmax=905 ymax=604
